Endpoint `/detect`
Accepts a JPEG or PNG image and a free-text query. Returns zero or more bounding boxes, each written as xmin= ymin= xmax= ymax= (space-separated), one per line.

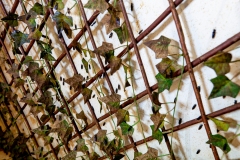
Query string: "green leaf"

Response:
xmin=206 ymin=134 xmax=231 ymax=154
xmin=52 ymin=11 xmax=73 ymax=38
xmin=28 ymin=29 xmax=42 ymax=40
xmin=115 ymin=109 xmax=129 ymax=126
xmin=156 ymin=57 xmax=182 ymax=78
xmin=155 ymin=73 xmax=173 ymax=93
xmin=120 ymin=122 xmax=134 ymax=136
xmin=209 ymin=75 xmax=240 ymax=99
xmin=208 ymin=117 xmax=230 ymax=131
xmin=82 ymin=58 xmax=89 ymax=73
xmin=144 ymin=35 xmax=171 ymax=59
xmin=84 ymin=0 xmax=109 ymax=13
xmin=11 ymin=31 xmax=30 ymax=48
xmin=22 ymin=56 xmax=34 ymax=65
xmin=151 ymin=125 xmax=163 ymax=144
xmin=1 ymin=13 xmax=18 ymax=27
xmin=113 ymin=22 xmax=129 ymax=44
xmin=204 ymin=52 xmax=232 ymax=75
xmin=43 ymin=136 xmax=54 ymax=145
xmin=29 ymin=2 xmax=44 ymax=15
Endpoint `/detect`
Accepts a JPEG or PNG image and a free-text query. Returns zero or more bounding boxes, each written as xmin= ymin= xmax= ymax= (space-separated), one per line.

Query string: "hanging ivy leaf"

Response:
xmin=62 ymin=151 xmax=77 ymax=160
xmin=18 ymin=14 xmax=36 ymax=31
xmin=20 ymin=93 xmax=36 ymax=106
xmin=150 ymin=112 xmax=166 ymax=132
xmin=115 ymin=109 xmax=129 ymax=126
xmin=32 ymin=125 xmax=51 ymax=137
xmin=156 ymin=57 xmax=182 ymax=78
xmin=134 ymin=152 xmax=143 ymax=159
xmin=29 ymin=2 xmax=44 ymax=15
xmin=82 ymin=58 xmax=89 ymax=73
xmin=13 ymin=78 xmax=24 ymax=88
xmin=22 ymin=56 xmax=34 ymax=65
xmin=155 ymin=73 xmax=173 ymax=93
xmin=65 ymin=74 xmax=84 ymax=92
xmin=152 ymin=92 xmax=161 ymax=106
xmin=52 ymin=11 xmax=73 ymax=38
xmin=99 ymin=93 xmax=121 ymax=109
xmin=150 ymin=125 xmax=163 ymax=144
xmin=206 ymin=134 xmax=231 ymax=154
xmin=120 ymin=122 xmax=134 ymax=136
xmin=204 ymin=52 xmax=232 ymax=75
xmin=101 ymin=13 xmax=120 ymax=34
xmin=48 ymin=0 xmax=64 ymax=10
xmin=76 ymin=139 xmax=88 ymax=153
xmin=209 ymin=75 xmax=240 ymax=99
xmin=37 ymin=40 xmax=55 ymax=61
xmin=82 ymin=88 xmax=92 ymax=103
xmin=76 ymin=111 xmax=88 ymax=126
xmin=208 ymin=117 xmax=230 ymax=131
xmin=84 ymin=0 xmax=109 ymax=13
xmin=109 ymin=56 xmax=122 ymax=75
xmin=144 ymin=36 xmax=171 ymax=59
xmin=38 ymin=91 xmax=53 ymax=107
xmin=40 ymin=114 xmax=49 ymax=122
xmin=28 ymin=29 xmax=42 ymax=40
xmin=94 ymin=42 xmax=114 ymax=58
xmin=30 ymin=105 xmax=44 ymax=116
xmin=7 ymin=63 xmax=19 ymax=78
xmin=1 ymin=13 xmax=18 ymax=27
xmin=11 ymin=30 xmax=30 ymax=48
xmin=113 ymin=22 xmax=129 ymax=44
xmin=135 ymin=147 xmax=158 ymax=160
xmin=91 ymin=130 xmax=107 ymax=143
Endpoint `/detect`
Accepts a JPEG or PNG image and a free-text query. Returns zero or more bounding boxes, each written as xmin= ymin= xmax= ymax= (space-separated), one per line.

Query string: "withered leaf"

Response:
xmin=135 ymin=147 xmax=158 ymax=160
xmin=144 ymin=36 xmax=171 ymax=59
xmin=76 ymin=139 xmax=89 ymax=153
xmin=156 ymin=57 xmax=182 ymax=78
xmin=82 ymin=88 xmax=92 ymax=103
xmin=99 ymin=93 xmax=121 ymax=109
xmin=109 ymin=56 xmax=122 ymax=75
xmin=116 ymin=109 xmax=129 ymax=126
xmin=91 ymin=129 xmax=107 ymax=143
xmin=76 ymin=111 xmax=88 ymax=126
xmin=150 ymin=112 xmax=166 ymax=131
xmin=152 ymin=92 xmax=161 ymax=106
xmin=65 ymin=74 xmax=84 ymax=92
xmin=94 ymin=42 xmax=114 ymax=57
xmin=32 ymin=125 xmax=51 ymax=137
xmin=101 ymin=13 xmax=120 ymax=34
xmin=62 ymin=151 xmax=77 ymax=160
xmin=20 ymin=93 xmax=36 ymax=106
xmin=38 ymin=91 xmax=53 ymax=107
xmin=84 ymin=0 xmax=109 ymax=14
xmin=30 ymin=105 xmax=44 ymax=116
xmin=7 ymin=63 xmax=19 ymax=78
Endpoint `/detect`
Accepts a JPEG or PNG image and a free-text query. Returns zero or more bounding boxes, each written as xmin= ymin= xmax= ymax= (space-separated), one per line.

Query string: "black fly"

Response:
xmin=192 ymin=104 xmax=196 ymax=110
xmin=131 ymin=3 xmax=133 ymax=11
xmin=198 ymin=124 xmax=203 ymax=130
xmin=138 ymin=29 xmax=143 ymax=34
xmin=212 ymin=29 xmax=216 ymax=38
xmin=178 ymin=118 xmax=182 ymax=125
xmin=109 ymin=32 xmax=113 ymax=38
xmin=196 ymin=149 xmax=200 ymax=154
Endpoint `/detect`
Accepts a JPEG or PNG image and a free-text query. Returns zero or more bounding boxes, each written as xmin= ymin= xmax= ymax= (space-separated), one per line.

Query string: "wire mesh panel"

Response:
xmin=0 ymin=0 xmax=240 ymax=159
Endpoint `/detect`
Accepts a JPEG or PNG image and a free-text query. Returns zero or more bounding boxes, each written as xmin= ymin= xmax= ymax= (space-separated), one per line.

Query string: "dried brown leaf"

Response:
xmin=65 ymin=74 xmax=84 ymax=92
xmin=109 ymin=56 xmax=122 ymax=75
xmin=144 ymin=36 xmax=171 ymax=59
xmin=150 ymin=112 xmax=166 ymax=131
xmin=99 ymin=93 xmax=121 ymax=109
xmin=101 ymin=13 xmax=120 ymax=34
